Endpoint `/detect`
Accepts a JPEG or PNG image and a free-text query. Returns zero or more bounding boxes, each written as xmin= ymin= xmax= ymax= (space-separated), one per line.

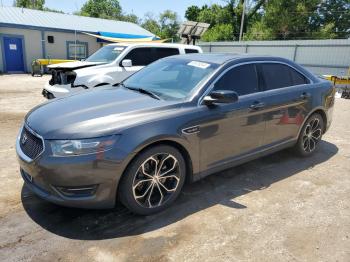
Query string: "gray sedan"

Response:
xmin=16 ymin=53 xmax=335 ymax=215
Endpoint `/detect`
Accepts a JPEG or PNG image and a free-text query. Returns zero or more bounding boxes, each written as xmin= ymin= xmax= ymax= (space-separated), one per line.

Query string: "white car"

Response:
xmin=42 ymin=43 xmax=202 ymax=99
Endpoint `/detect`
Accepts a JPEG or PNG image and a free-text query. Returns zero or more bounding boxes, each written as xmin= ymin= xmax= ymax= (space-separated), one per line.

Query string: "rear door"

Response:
xmin=257 ymin=63 xmax=312 ymax=146
xmin=198 ymin=63 xmax=267 ymax=171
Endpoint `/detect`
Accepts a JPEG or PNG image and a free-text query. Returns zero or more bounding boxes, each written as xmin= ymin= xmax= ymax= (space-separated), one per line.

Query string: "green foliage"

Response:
xmin=158 ymin=10 xmax=180 ymax=41
xmin=142 ymin=13 xmax=161 ymax=35
xmin=312 ymin=23 xmax=337 ymax=39
xmin=185 ymin=0 xmax=350 ymax=41
xmin=197 ymin=4 xmax=232 ymax=26
xmin=260 ymin=0 xmax=320 ymax=39
xmin=313 ymin=0 xmax=350 ymax=38
xmin=15 ymin=0 xmax=45 ymax=10
xmin=202 ymin=24 xmax=234 ymax=42
xmin=78 ymin=0 xmax=122 ymax=20
xmin=43 ymin=7 xmax=64 ymax=14
xmin=243 ymin=21 xmax=273 ymax=40
xmin=141 ymin=11 xmax=181 ymax=41
xmin=184 ymin=1 xmax=266 ymax=42
xmin=185 ymin=5 xmax=201 ymax=21
xmin=122 ymin=14 xmax=140 ymax=24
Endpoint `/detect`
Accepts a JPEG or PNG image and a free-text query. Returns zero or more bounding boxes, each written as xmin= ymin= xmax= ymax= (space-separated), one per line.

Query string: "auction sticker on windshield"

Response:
xmin=113 ymin=47 xmax=125 ymax=51
xmin=188 ymin=61 xmax=210 ymax=69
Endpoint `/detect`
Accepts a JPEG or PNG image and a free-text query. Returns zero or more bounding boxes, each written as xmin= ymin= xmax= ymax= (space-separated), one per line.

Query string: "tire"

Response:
xmin=293 ymin=113 xmax=324 ymax=157
xmin=119 ymin=145 xmax=186 ymax=215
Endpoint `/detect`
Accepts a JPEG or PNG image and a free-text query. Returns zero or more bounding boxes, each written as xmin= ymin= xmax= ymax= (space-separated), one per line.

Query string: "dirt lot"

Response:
xmin=0 ymin=74 xmax=349 ymax=262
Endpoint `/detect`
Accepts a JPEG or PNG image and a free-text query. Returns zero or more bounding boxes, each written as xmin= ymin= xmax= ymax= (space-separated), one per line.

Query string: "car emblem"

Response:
xmin=21 ymin=133 xmax=28 ymax=145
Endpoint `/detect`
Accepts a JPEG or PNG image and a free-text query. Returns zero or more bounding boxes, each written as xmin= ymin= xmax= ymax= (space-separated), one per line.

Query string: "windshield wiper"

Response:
xmin=121 ymin=84 xmax=161 ymax=100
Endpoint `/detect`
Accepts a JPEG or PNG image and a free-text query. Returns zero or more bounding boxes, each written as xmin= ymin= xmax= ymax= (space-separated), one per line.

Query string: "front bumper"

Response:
xmin=16 ymin=128 xmax=133 ymax=209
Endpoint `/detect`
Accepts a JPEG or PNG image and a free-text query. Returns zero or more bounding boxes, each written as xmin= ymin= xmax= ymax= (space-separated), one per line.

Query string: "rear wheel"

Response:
xmin=294 ymin=113 xmax=324 ymax=157
xmin=119 ymin=145 xmax=186 ymax=215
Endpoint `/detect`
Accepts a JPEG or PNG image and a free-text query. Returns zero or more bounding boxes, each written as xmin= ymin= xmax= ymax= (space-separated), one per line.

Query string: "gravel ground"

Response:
xmin=0 ymin=74 xmax=349 ymax=262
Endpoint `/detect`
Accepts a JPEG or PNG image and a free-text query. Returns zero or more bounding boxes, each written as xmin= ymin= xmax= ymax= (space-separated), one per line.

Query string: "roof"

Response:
xmin=174 ymin=53 xmax=294 ymax=65
xmin=172 ymin=53 xmax=253 ymax=64
xmin=106 ymin=43 xmax=201 ymax=49
xmin=0 ymin=6 xmax=155 ymax=38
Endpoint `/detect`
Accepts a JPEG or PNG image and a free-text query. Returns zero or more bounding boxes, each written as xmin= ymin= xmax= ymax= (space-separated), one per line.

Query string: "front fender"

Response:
xmin=84 ymin=75 xmax=115 ymax=88
xmin=116 ymin=121 xmax=200 ymax=180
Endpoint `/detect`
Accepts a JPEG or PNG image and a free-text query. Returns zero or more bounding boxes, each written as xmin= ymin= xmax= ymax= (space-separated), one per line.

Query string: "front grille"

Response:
xmin=20 ymin=126 xmax=44 ymax=160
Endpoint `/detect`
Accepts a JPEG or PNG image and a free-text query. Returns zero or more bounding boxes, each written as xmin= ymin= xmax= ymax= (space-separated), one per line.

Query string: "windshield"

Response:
xmin=86 ymin=45 xmax=125 ymax=63
xmin=123 ymin=58 xmax=219 ymax=101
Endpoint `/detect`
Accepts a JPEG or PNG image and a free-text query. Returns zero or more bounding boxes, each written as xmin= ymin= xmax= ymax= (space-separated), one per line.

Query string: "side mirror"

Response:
xmin=122 ymin=59 xmax=132 ymax=67
xmin=203 ymin=90 xmax=239 ymax=105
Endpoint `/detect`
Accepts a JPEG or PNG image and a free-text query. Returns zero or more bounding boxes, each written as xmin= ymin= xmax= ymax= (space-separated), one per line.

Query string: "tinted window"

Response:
xmin=214 ymin=64 xmax=259 ymax=96
xmin=154 ymin=47 xmax=179 ymax=59
xmin=260 ymin=64 xmax=292 ymax=90
xmin=260 ymin=63 xmax=308 ymax=90
xmin=290 ymin=69 xmax=309 ymax=85
xmin=122 ymin=47 xmax=179 ymax=66
xmin=185 ymin=49 xmax=199 ymax=54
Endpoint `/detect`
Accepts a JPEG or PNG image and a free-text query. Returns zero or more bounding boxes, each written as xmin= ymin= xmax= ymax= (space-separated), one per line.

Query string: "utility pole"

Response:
xmin=239 ymin=0 xmax=246 ymax=42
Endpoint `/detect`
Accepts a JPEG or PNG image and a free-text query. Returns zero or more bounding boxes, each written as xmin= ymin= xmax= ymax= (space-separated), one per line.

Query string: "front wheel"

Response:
xmin=119 ymin=145 xmax=186 ymax=215
xmin=294 ymin=113 xmax=324 ymax=157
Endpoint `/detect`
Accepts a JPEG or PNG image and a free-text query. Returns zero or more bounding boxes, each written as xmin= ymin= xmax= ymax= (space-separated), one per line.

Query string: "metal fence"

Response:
xmin=199 ymin=39 xmax=350 ymax=76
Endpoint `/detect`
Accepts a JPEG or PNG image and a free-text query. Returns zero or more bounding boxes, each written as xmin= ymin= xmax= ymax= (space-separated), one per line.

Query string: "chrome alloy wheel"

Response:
xmin=132 ymin=153 xmax=181 ymax=208
xmin=302 ymin=117 xmax=322 ymax=153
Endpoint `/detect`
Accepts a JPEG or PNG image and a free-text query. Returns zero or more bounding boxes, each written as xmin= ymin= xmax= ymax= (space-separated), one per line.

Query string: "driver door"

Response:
xmin=198 ymin=63 xmax=267 ymax=171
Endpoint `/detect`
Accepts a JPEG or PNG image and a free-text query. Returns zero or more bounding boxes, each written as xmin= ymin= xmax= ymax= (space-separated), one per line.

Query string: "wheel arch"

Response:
xmin=297 ymin=107 xmax=328 ymax=139
xmin=312 ymin=109 xmax=327 ymax=133
xmin=135 ymin=140 xmax=194 ymax=183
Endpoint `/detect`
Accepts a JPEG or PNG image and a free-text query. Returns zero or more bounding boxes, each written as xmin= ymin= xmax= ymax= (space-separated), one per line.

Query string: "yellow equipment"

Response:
xmin=323 ymin=67 xmax=350 ymax=99
xmin=322 ymin=67 xmax=350 ymax=85
xmin=35 ymin=59 xmax=75 ymax=66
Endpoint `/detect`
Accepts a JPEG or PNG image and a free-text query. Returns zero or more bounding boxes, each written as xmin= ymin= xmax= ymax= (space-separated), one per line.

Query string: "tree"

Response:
xmin=79 ymin=0 xmax=123 ymax=20
xmin=141 ymin=11 xmax=181 ymax=41
xmin=122 ymin=14 xmax=140 ymax=24
xmin=243 ymin=20 xmax=273 ymax=40
xmin=15 ymin=0 xmax=45 ymax=10
xmin=141 ymin=13 xmax=161 ymax=36
xmin=313 ymin=0 xmax=350 ymax=38
xmin=158 ymin=10 xmax=181 ymax=41
xmin=185 ymin=5 xmax=201 ymax=21
xmin=202 ymin=24 xmax=234 ymax=41
xmin=43 ymin=7 xmax=64 ymax=13
xmin=184 ymin=1 xmax=266 ymax=41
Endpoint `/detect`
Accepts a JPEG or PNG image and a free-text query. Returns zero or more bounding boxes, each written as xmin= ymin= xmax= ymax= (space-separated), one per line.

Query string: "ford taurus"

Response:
xmin=16 ymin=53 xmax=335 ymax=215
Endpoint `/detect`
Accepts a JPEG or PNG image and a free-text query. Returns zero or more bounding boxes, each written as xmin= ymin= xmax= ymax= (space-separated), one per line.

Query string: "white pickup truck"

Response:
xmin=42 ymin=43 xmax=202 ymax=99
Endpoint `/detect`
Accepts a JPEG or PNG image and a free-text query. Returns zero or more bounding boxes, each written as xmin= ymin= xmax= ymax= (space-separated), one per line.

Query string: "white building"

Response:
xmin=0 ymin=6 xmax=156 ymax=73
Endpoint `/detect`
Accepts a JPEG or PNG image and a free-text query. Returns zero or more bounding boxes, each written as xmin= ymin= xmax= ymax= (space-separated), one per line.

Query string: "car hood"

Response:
xmin=47 ymin=61 xmax=105 ymax=70
xmin=25 ymin=87 xmax=180 ymax=139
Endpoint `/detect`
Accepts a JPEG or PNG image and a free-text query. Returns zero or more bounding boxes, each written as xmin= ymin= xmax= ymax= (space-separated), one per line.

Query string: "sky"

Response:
xmin=1 ymin=0 xmax=217 ymax=19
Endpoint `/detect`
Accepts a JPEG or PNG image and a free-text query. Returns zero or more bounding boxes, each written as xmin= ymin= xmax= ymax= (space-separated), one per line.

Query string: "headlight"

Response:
xmin=50 ymin=135 xmax=119 ymax=157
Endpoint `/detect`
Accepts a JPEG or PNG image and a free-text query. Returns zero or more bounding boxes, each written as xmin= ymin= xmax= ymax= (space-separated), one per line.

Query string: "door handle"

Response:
xmin=300 ymin=92 xmax=311 ymax=100
xmin=250 ymin=101 xmax=265 ymax=110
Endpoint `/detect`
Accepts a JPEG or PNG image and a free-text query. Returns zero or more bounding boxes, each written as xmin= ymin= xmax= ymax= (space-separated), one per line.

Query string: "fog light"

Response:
xmin=54 ymin=185 xmax=97 ymax=197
